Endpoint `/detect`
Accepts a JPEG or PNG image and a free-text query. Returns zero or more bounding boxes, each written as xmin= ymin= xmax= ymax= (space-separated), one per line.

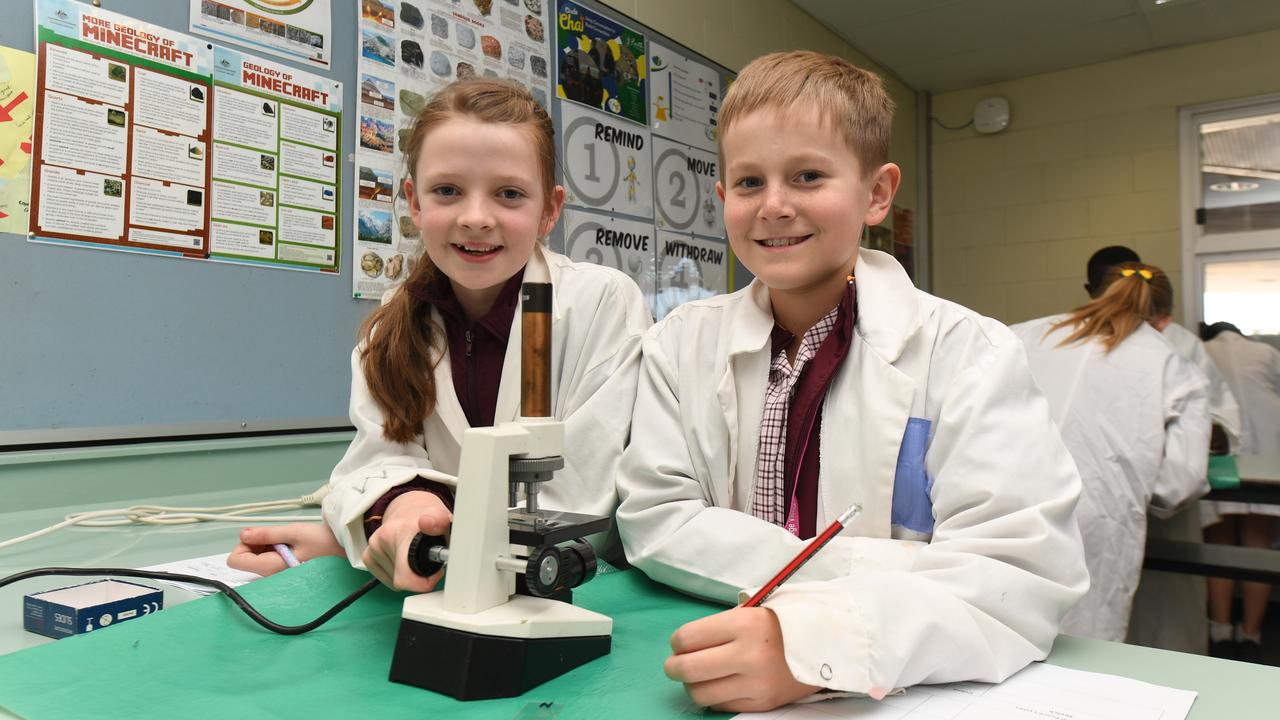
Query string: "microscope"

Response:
xmin=387 ymin=282 xmax=613 ymax=701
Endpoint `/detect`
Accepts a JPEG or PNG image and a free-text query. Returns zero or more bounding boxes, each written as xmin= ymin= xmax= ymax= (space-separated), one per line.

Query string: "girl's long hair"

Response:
xmin=1050 ymin=262 xmax=1173 ymax=353
xmin=359 ymin=80 xmax=556 ymax=443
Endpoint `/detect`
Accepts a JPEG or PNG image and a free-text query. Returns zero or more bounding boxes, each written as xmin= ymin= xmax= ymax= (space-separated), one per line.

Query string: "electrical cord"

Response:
xmin=930 ymin=116 xmax=974 ymax=131
xmin=0 ymin=566 xmax=379 ymax=635
xmin=0 ymin=485 xmax=330 ymax=552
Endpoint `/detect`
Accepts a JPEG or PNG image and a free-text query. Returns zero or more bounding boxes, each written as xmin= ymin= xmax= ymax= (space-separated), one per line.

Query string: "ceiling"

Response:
xmin=792 ymin=0 xmax=1280 ymax=93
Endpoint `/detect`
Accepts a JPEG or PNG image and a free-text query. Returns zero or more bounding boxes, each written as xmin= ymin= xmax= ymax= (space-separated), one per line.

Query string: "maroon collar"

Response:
xmin=406 ymin=267 xmax=526 ymax=341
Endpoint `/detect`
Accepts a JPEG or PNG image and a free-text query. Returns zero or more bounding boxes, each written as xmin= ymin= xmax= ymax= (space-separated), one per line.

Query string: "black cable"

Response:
xmin=930 ymin=116 xmax=974 ymax=131
xmin=1 ymin=567 xmax=379 ymax=636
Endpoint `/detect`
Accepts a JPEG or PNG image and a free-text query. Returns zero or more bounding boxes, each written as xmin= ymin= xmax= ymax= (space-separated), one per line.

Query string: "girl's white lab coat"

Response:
xmin=616 ymin=249 xmax=1089 ymax=696
xmin=323 ymin=246 xmax=652 ymax=565
xmin=1011 ymin=317 xmax=1210 ymax=642
xmin=1205 ymin=330 xmax=1280 ymax=518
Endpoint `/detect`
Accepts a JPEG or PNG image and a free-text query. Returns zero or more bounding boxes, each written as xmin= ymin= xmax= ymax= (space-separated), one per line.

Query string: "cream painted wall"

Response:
xmin=598 ymin=0 xmax=918 ymax=213
xmin=930 ymin=28 xmax=1280 ymax=325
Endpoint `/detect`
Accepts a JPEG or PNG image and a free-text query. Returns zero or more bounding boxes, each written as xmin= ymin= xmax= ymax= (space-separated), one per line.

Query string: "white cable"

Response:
xmin=0 ymin=485 xmax=329 ymax=552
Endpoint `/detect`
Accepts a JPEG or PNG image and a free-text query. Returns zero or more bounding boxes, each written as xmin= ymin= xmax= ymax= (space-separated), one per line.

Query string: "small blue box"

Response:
xmin=23 ymin=579 xmax=163 ymax=639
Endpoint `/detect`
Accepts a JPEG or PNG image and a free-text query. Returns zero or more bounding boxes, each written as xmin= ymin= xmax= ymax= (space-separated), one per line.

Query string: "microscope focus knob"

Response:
xmin=407 ymin=532 xmax=448 ymax=577
xmin=524 ymin=545 xmax=563 ymax=598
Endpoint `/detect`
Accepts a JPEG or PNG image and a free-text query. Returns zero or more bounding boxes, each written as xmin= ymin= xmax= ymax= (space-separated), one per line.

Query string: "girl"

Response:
xmin=229 ymin=79 xmax=651 ymax=590
xmin=1012 ymin=262 xmax=1210 ymax=642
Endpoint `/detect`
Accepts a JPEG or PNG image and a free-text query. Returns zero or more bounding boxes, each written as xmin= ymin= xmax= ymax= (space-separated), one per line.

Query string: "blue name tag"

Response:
xmin=891 ymin=417 xmax=934 ymax=534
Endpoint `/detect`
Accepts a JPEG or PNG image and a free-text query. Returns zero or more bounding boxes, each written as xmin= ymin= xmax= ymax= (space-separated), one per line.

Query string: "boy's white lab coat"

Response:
xmin=616 ymin=249 xmax=1089 ymax=696
xmin=1205 ymin=330 xmax=1280 ymax=518
xmin=1128 ymin=322 xmax=1238 ymax=653
xmin=1012 ymin=317 xmax=1210 ymax=642
xmin=1163 ymin=322 xmax=1242 ymax=447
xmin=323 ymin=246 xmax=652 ymax=565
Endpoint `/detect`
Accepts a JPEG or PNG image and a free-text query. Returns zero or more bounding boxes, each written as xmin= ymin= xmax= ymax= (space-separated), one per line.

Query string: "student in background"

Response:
xmin=1080 ymin=246 xmax=1240 ymax=654
xmin=1012 ymin=263 xmax=1210 ymax=642
xmin=1202 ymin=320 xmax=1280 ymax=661
xmin=616 ymin=51 xmax=1087 ymax=713
xmin=229 ymin=80 xmax=651 ymax=587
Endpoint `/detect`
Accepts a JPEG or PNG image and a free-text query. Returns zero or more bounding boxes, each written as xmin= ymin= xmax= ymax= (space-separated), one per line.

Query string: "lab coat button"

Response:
xmin=819 ymin=663 xmax=833 ymax=681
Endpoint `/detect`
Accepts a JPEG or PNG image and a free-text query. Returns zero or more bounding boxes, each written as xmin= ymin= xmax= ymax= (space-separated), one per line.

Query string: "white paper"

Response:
xmin=561 ymin=101 xmax=653 ymax=218
xmin=652 ymin=135 xmax=722 ymax=239
xmin=140 ymin=552 xmax=261 ymax=596
xmin=563 ymin=208 xmax=656 ymax=311
xmin=648 ymin=40 xmax=721 ymax=153
xmin=737 ymin=663 xmax=1197 ymax=720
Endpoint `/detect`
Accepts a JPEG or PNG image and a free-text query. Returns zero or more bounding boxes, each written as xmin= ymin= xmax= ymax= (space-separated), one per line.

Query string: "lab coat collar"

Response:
xmin=725 ymin=248 xmax=921 ymax=363
xmin=851 ymin=248 xmax=922 ymax=364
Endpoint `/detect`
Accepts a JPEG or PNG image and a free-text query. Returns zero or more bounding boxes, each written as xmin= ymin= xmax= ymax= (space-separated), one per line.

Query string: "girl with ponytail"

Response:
xmin=1011 ymin=262 xmax=1211 ymax=642
xmin=229 ymin=80 xmax=651 ymax=589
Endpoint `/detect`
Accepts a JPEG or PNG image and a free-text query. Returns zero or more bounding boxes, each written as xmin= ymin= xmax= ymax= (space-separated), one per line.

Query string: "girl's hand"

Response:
xmin=362 ymin=491 xmax=452 ymax=592
xmin=227 ymin=522 xmax=345 ymax=576
xmin=664 ymin=606 xmax=819 ymax=713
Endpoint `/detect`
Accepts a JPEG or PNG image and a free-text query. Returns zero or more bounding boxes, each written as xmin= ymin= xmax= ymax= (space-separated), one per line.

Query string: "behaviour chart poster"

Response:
xmin=555 ymin=1 xmax=730 ymax=319
xmin=352 ymin=0 xmax=553 ymax=300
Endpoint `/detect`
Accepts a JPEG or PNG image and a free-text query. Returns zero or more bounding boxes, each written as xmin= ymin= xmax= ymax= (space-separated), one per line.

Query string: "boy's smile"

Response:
xmin=717 ymin=107 xmax=899 ymax=332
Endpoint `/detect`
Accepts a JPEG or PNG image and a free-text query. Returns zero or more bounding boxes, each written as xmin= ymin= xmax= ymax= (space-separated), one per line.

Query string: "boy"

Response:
xmin=615 ymin=51 xmax=1089 ymax=712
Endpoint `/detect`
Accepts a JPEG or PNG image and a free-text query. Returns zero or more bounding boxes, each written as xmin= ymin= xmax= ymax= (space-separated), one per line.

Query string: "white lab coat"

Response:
xmin=1011 ymin=316 xmax=1210 ymax=642
xmin=1204 ymin=330 xmax=1280 ymax=518
xmin=1163 ymin=322 xmax=1242 ymax=447
xmin=1129 ymin=323 xmax=1234 ymax=653
xmin=616 ymin=248 xmax=1088 ymax=695
xmin=323 ymin=246 xmax=652 ymax=566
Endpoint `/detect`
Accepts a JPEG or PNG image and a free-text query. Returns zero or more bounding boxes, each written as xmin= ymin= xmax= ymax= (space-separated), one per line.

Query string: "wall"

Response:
xmin=930 ymin=28 xmax=1280 ymax=325
xmin=600 ymin=0 xmax=919 ymax=215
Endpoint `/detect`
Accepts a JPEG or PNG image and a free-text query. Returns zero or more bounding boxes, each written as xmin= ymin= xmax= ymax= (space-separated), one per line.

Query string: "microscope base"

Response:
xmin=389 ymin=619 xmax=610 ymax=700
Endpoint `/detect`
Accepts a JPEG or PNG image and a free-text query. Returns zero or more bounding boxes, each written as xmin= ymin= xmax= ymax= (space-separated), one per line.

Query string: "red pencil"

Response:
xmin=744 ymin=504 xmax=862 ymax=608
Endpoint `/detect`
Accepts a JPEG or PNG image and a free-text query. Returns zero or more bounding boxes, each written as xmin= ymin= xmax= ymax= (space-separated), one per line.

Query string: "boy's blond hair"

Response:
xmin=718 ymin=51 xmax=894 ymax=176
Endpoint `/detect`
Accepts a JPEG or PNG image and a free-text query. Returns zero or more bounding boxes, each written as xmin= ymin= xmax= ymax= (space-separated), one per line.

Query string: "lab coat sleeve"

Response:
xmin=1150 ymin=355 xmax=1211 ymax=516
xmin=539 ymin=276 xmax=652 ymax=554
xmin=322 ymin=345 xmax=453 ymax=568
xmin=758 ymin=330 xmax=1090 ymax=694
xmin=616 ymin=320 xmax=906 ymax=606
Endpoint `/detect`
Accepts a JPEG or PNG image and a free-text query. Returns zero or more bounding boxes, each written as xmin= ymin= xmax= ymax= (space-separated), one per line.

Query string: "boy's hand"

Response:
xmin=664 ymin=606 xmax=819 ymax=712
xmin=228 ymin=522 xmax=345 ymax=576
xmin=362 ymin=491 xmax=451 ymax=592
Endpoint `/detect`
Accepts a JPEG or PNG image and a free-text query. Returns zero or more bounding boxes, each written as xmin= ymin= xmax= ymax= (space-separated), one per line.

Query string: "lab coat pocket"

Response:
xmin=891 ymin=417 xmax=934 ymax=535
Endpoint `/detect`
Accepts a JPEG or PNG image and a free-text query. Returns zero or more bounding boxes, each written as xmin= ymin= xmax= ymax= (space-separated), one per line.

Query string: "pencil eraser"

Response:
xmin=23 ymin=579 xmax=163 ymax=639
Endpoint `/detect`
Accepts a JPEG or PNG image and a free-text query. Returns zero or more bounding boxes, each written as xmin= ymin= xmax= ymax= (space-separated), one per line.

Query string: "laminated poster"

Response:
xmin=555 ymin=0 xmax=645 ymax=127
xmin=0 ymin=47 xmax=36 ymax=234
xmin=562 ymin=207 xmax=656 ymax=308
xmin=352 ymin=0 xmax=553 ymax=299
xmin=210 ymin=47 xmax=341 ymax=271
xmin=190 ymin=0 xmax=332 ymax=70
xmin=31 ymin=0 xmax=213 ymax=256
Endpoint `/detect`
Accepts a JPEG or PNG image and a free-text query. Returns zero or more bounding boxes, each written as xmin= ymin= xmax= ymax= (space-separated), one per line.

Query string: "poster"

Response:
xmin=31 ymin=0 xmax=213 ymax=255
xmin=210 ymin=47 xmax=341 ymax=271
xmin=653 ymin=230 xmax=726 ymax=319
xmin=191 ymin=0 xmax=332 ymax=70
xmin=555 ymin=0 xmax=645 ymax=126
xmin=651 ymin=135 xmax=721 ymax=239
xmin=560 ymin=100 xmax=652 ymax=218
xmin=0 ymin=47 xmax=35 ymax=234
xmin=648 ymin=40 xmax=719 ymax=152
xmin=352 ymin=0 xmax=554 ymax=299
xmin=562 ymin=208 xmax=655 ymax=306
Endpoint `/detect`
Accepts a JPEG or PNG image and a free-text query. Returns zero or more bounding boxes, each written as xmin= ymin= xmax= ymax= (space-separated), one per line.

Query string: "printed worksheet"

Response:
xmin=737 ymin=663 xmax=1196 ymax=720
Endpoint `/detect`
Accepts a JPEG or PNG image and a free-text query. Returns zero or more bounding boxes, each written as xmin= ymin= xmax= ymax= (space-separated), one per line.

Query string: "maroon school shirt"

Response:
xmin=362 ymin=269 xmax=526 ymax=539
xmin=770 ymin=280 xmax=858 ymax=539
